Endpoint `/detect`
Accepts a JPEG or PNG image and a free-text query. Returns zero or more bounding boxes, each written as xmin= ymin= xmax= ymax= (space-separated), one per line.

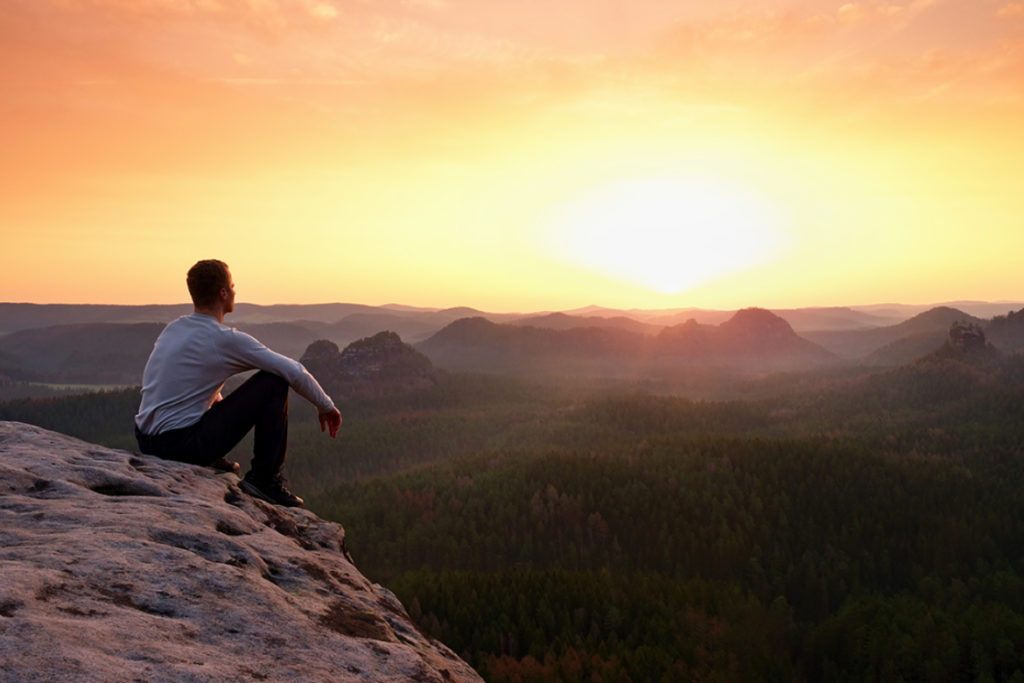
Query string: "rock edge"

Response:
xmin=0 ymin=421 xmax=481 ymax=682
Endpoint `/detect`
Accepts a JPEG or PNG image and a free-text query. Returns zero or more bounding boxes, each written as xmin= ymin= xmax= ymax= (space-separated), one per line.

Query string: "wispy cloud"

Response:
xmin=48 ymin=0 xmax=341 ymax=32
xmin=7 ymin=0 xmax=1023 ymax=144
xmin=997 ymin=2 xmax=1024 ymax=17
xmin=401 ymin=0 xmax=449 ymax=10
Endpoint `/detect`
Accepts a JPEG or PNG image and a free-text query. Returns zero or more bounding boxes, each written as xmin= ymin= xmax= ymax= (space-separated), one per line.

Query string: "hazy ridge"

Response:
xmin=3 ymin=321 xmax=1024 ymax=681
xmin=2 ymin=301 xmax=1022 ymax=390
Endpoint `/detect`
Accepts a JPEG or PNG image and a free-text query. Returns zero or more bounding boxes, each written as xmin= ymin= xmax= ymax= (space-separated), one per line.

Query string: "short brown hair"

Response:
xmin=186 ymin=259 xmax=230 ymax=308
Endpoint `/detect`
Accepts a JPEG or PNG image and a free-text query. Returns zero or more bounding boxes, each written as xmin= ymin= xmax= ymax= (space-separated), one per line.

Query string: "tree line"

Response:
xmin=4 ymin=354 xmax=1024 ymax=680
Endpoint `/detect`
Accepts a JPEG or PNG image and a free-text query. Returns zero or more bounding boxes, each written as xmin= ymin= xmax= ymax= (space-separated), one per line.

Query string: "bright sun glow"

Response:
xmin=541 ymin=176 xmax=790 ymax=294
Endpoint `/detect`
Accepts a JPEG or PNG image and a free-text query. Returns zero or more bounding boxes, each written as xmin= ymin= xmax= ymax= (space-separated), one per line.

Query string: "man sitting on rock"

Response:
xmin=134 ymin=259 xmax=342 ymax=507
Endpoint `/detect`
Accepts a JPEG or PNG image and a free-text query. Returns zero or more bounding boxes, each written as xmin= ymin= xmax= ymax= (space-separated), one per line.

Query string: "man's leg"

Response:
xmin=196 ymin=370 xmax=290 ymax=480
xmin=140 ymin=371 xmax=301 ymax=506
xmin=200 ymin=371 xmax=303 ymax=507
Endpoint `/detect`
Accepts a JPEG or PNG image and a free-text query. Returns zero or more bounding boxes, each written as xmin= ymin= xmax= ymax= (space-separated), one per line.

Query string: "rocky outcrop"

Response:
xmin=948 ymin=321 xmax=987 ymax=352
xmin=0 ymin=421 xmax=481 ymax=682
xmin=301 ymin=332 xmax=436 ymax=401
xmin=807 ymin=306 xmax=984 ymax=363
xmin=909 ymin=320 xmax=1000 ymax=369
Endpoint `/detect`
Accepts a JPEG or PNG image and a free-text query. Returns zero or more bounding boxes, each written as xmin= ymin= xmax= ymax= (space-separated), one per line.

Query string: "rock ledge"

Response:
xmin=0 ymin=421 xmax=481 ymax=682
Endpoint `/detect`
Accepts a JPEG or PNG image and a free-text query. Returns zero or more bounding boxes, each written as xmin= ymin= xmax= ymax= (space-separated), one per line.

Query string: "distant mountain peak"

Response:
xmin=301 ymin=331 xmax=435 ymax=400
xmin=719 ymin=307 xmax=798 ymax=339
xmin=900 ymin=306 xmax=981 ymax=330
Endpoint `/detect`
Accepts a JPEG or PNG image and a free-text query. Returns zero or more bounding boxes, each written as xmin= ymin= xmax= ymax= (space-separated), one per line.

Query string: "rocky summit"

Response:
xmin=301 ymin=332 xmax=436 ymax=401
xmin=0 ymin=421 xmax=481 ymax=683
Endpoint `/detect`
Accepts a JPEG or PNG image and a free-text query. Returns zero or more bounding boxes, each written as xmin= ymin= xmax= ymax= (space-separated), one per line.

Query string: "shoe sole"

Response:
xmin=239 ymin=479 xmax=303 ymax=507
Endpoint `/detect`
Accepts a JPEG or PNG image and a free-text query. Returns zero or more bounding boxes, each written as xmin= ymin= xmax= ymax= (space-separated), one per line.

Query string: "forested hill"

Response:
xmin=4 ymin=303 xmax=1020 ymax=387
xmin=0 ymin=323 xmax=162 ymax=384
xmin=417 ymin=307 xmax=835 ymax=375
xmin=308 ymin=350 xmax=1024 ymax=681
xmin=804 ymin=306 xmax=985 ymax=361
xmin=8 ymin=338 xmax=1024 ymax=681
xmin=988 ymin=308 xmax=1024 ymax=353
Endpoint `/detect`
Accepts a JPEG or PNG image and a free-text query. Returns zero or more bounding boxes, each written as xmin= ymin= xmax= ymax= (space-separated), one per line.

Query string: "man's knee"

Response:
xmin=253 ymin=371 xmax=289 ymax=405
xmin=253 ymin=371 xmax=287 ymax=391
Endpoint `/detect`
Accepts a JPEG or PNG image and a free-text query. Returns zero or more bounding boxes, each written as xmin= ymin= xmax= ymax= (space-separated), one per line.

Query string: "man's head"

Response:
xmin=186 ymin=259 xmax=234 ymax=313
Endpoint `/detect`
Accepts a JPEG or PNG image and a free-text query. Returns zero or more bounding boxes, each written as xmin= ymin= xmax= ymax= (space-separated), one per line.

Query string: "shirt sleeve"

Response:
xmin=218 ymin=327 xmax=336 ymax=414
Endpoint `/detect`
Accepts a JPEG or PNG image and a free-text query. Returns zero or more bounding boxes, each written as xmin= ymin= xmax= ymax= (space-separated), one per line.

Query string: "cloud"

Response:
xmin=300 ymin=0 xmax=339 ymax=22
xmin=835 ymin=0 xmax=941 ymax=28
xmin=402 ymin=0 xmax=449 ymax=10
xmin=51 ymin=0 xmax=227 ymax=17
xmin=837 ymin=3 xmax=871 ymax=25
xmin=10 ymin=0 xmax=1023 ymax=137
xmin=48 ymin=0 xmax=340 ymax=28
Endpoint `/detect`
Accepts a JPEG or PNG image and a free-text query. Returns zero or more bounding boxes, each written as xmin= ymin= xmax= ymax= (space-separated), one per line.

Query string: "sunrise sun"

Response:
xmin=541 ymin=176 xmax=789 ymax=294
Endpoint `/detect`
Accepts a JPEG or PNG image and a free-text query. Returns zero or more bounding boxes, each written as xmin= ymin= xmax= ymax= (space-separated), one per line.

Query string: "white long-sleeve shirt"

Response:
xmin=135 ymin=313 xmax=335 ymax=435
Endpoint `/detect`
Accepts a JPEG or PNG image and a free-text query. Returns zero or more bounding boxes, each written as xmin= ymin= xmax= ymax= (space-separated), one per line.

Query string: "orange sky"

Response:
xmin=2 ymin=0 xmax=1023 ymax=311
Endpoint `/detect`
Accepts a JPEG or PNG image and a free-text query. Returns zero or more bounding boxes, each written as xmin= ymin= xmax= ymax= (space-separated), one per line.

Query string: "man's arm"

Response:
xmin=220 ymin=328 xmax=337 ymax=416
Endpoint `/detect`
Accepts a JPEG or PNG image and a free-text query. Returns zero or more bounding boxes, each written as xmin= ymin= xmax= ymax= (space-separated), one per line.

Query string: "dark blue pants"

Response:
xmin=135 ymin=371 xmax=289 ymax=482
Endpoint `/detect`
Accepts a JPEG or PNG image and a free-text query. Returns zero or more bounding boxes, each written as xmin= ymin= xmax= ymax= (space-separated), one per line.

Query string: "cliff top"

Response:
xmin=0 ymin=421 xmax=480 ymax=683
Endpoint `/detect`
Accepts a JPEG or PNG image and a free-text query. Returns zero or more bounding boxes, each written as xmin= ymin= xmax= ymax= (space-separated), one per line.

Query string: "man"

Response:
xmin=134 ymin=259 xmax=342 ymax=507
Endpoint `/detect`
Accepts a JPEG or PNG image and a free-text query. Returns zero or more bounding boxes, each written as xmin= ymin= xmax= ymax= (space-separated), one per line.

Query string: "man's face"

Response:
xmin=223 ymin=270 xmax=236 ymax=314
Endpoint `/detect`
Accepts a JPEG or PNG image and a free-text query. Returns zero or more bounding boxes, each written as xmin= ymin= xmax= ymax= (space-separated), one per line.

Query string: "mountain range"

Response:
xmin=1 ymin=301 xmax=1022 ymax=387
xmin=418 ymin=308 xmax=837 ymax=376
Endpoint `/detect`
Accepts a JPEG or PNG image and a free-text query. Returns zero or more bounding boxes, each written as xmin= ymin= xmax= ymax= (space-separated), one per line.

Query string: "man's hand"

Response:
xmin=319 ymin=408 xmax=342 ymax=438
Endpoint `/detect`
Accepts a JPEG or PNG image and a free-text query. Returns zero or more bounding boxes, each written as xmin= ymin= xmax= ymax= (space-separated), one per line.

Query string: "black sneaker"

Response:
xmin=240 ymin=474 xmax=304 ymax=508
xmin=209 ymin=457 xmax=241 ymax=474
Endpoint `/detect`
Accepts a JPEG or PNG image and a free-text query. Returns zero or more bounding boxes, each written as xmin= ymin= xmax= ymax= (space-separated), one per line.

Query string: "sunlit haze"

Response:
xmin=2 ymin=0 xmax=1022 ymax=311
xmin=541 ymin=176 xmax=788 ymax=294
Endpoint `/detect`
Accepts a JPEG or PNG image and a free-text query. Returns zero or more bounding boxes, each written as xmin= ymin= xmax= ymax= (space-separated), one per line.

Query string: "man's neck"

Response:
xmin=193 ymin=306 xmax=226 ymax=324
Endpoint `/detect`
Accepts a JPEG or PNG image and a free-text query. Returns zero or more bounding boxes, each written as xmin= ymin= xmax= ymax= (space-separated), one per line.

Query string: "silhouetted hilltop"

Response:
xmin=985 ymin=308 xmax=1024 ymax=353
xmin=805 ymin=306 xmax=984 ymax=362
xmin=438 ymin=306 xmax=487 ymax=319
xmin=896 ymin=306 xmax=986 ymax=336
xmin=0 ymin=322 xmax=163 ymax=384
xmin=416 ymin=317 xmax=644 ymax=376
xmin=811 ymin=321 xmax=1013 ymax=415
xmin=654 ymin=318 xmax=716 ymax=356
xmin=419 ymin=309 xmax=834 ymax=376
xmin=1 ymin=303 xmax=1016 ymax=389
xmin=861 ymin=308 xmax=987 ymax=367
xmin=918 ymin=321 xmax=1001 ymax=366
xmin=416 ymin=317 xmax=512 ymax=349
xmin=655 ymin=308 xmax=835 ymax=370
xmin=719 ymin=307 xmax=819 ymax=350
xmin=301 ymin=332 xmax=436 ymax=400
xmin=0 ymin=303 xmax=191 ymax=334
xmin=0 ymin=421 xmax=481 ymax=682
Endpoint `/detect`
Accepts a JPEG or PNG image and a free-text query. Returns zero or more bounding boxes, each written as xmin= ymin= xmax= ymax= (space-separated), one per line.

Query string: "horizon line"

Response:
xmin=2 ymin=299 xmax=1023 ymax=316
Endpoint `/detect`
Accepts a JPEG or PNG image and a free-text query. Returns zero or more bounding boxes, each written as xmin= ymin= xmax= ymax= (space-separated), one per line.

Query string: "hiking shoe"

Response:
xmin=209 ymin=457 xmax=241 ymax=474
xmin=240 ymin=474 xmax=304 ymax=508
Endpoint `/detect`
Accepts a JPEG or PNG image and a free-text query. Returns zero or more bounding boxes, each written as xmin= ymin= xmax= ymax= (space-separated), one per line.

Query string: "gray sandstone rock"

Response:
xmin=0 ymin=421 xmax=481 ymax=682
